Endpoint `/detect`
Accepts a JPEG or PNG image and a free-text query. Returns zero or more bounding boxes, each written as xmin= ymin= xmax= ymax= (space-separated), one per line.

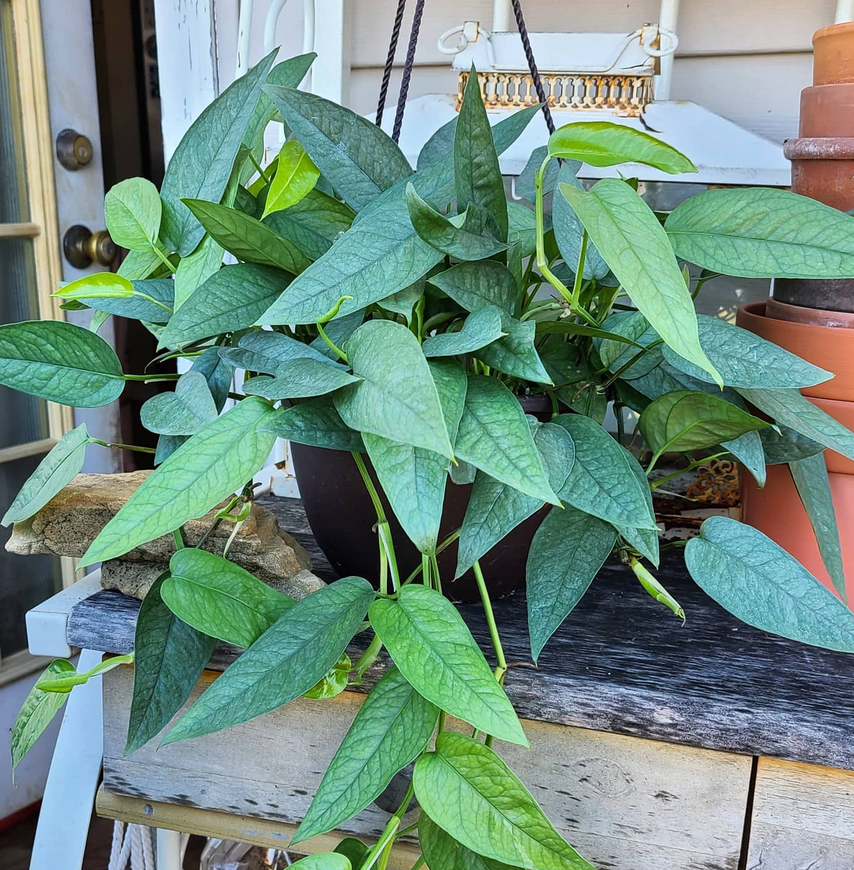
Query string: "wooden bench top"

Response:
xmin=67 ymin=495 xmax=854 ymax=772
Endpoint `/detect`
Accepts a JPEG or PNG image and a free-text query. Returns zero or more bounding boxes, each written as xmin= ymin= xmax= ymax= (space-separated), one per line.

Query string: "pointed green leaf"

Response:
xmin=478 ymin=313 xmax=552 ymax=384
xmin=527 ymin=505 xmax=616 ymax=660
xmin=417 ymin=117 xmax=457 ymax=170
xmin=686 ymin=516 xmax=854 ymax=651
xmin=420 ymin=813 xmax=519 ymax=870
xmin=378 ymin=280 xmax=425 ymax=323
xmin=429 ymin=261 xmax=517 ymax=315
xmin=723 ymin=429 xmax=767 ymax=488
xmin=80 ymin=278 xmax=174 ymax=323
xmin=140 ymin=371 xmax=218 ymax=436
xmin=633 ymin=560 xmax=685 ymax=621
xmin=553 ymin=413 xmax=658 ymax=529
xmin=191 ymin=346 xmax=234 ymax=412
xmin=161 ymin=577 xmax=374 ymax=744
xmin=262 ymin=140 xmax=320 ymax=218
xmin=334 ymin=320 xmax=453 ymax=459
xmin=2 ymin=424 xmax=90 ymax=525
xmin=552 ymin=162 xmax=610 ymax=281
xmin=244 ymin=358 xmax=360 ymax=400
xmin=666 ymin=188 xmax=854 ymax=279
xmin=221 ymin=329 xmax=335 ymax=374
xmin=117 ymin=246 xmax=163 ymax=280
xmin=161 ymin=50 xmax=277 ymax=255
xmin=303 ymin=652 xmax=351 ymax=701
xmin=422 ymin=306 xmax=505 ymax=358
xmin=0 ymin=321 xmax=124 ymax=407
xmin=125 ymin=573 xmax=215 ymax=754
xmin=264 ymin=189 xmax=354 ymax=261
xmin=174 ymin=235 xmax=225 ymax=311
xmin=55 ymin=273 xmax=134 ymax=302
xmin=370 ymin=586 xmax=527 ymax=745
xmin=80 ymin=397 xmax=277 ymax=566
xmin=293 ymin=668 xmax=439 ymax=844
xmin=456 ymin=376 xmax=559 ymax=505
xmin=612 ymin=444 xmax=660 ymax=566
xmin=548 ymin=121 xmax=696 ymax=174
xmin=104 ymin=177 xmax=163 ymax=252
xmin=289 ymin=856 xmax=351 ymax=870
xmin=560 ymin=179 xmax=721 ymax=386
xmin=516 ymin=145 xmax=560 ymax=203
xmin=264 ymin=396 xmax=364 ymax=452
xmin=760 ymin=425 xmax=825 ymax=465
xmin=413 ymin=732 xmax=593 ymax=870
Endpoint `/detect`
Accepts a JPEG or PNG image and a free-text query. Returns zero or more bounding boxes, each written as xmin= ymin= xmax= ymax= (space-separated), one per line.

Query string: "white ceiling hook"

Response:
xmin=641 ymin=26 xmax=679 ymax=59
xmin=438 ymin=21 xmax=482 ymax=55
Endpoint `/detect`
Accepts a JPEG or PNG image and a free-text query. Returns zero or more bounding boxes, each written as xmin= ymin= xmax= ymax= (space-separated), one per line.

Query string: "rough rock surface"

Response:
xmin=6 ymin=472 xmax=324 ymax=600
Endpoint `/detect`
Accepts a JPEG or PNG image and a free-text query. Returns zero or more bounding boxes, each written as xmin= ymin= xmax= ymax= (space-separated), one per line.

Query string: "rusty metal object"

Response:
xmin=685 ymin=459 xmax=740 ymax=508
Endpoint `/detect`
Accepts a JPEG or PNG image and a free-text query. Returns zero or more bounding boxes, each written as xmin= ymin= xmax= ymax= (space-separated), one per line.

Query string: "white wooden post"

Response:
xmin=657 ymin=0 xmax=681 ymax=100
xmin=837 ymin=0 xmax=854 ymax=23
xmin=310 ymin=0 xmax=351 ymax=105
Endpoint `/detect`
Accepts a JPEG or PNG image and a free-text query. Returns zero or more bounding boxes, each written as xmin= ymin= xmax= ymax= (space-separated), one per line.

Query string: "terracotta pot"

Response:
xmin=741 ymin=464 xmax=854 ymax=603
xmin=765 ymin=297 xmax=854 ymax=328
xmin=809 ymin=396 xmax=854 ymax=475
xmin=813 ymin=22 xmax=854 ymax=86
xmin=736 ymin=302 xmax=854 ymax=400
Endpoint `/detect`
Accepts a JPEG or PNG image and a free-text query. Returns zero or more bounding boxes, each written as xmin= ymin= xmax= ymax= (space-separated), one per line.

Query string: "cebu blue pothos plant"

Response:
xmin=7 ymin=49 xmax=854 ymax=870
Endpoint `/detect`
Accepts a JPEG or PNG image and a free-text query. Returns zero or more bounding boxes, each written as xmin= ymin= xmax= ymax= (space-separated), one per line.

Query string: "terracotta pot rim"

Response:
xmin=785 ymin=137 xmax=854 ymax=160
xmin=738 ymin=301 xmax=854 ymax=335
xmin=814 ymin=21 xmax=854 ymax=46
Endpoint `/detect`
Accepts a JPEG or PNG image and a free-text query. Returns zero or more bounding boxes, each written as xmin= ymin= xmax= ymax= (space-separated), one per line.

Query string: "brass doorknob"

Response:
xmin=63 ymin=225 xmax=117 ymax=268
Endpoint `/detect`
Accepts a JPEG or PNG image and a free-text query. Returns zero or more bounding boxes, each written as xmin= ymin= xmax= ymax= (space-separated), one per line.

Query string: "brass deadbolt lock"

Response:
xmin=56 ymin=129 xmax=94 ymax=171
xmin=63 ymin=225 xmax=117 ymax=269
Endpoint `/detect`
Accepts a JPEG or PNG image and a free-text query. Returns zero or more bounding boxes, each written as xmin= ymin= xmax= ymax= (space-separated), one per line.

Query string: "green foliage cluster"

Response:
xmin=7 ymin=52 xmax=854 ymax=868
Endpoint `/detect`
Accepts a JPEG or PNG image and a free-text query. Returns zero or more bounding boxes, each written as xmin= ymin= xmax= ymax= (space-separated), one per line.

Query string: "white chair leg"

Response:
xmin=156 ymin=828 xmax=184 ymax=870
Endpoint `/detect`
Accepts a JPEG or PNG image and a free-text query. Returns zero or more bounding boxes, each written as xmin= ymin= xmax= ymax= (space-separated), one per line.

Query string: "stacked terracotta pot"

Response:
xmin=738 ymin=22 xmax=854 ymax=601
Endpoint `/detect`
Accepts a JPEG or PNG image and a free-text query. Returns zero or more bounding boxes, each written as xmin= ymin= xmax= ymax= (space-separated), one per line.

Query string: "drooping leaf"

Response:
xmin=789 ymin=453 xmax=846 ymax=602
xmin=104 ymin=177 xmax=163 ymax=252
xmin=243 ymin=358 xmax=360 ymax=400
xmin=2 ymin=424 xmax=90 ymax=525
xmin=334 ymin=320 xmax=453 ymax=459
xmin=378 ymin=280 xmax=425 ymax=323
xmin=183 ymin=199 xmax=310 ymax=274
xmin=161 ymin=264 xmax=290 ymax=347
xmin=140 ymin=371 xmax=218 ymax=436
xmin=477 ymin=313 xmax=552 ymax=384
xmin=174 ymin=235 xmax=224 ymax=311
xmin=413 ymin=732 xmax=593 ymax=870
xmin=161 ymin=50 xmax=277 ymax=255
xmin=420 ymin=813 xmax=519 ymax=870
xmin=639 ymin=390 xmax=769 ymax=456
xmin=548 ymin=121 xmax=696 ymax=174
xmin=663 ymin=315 xmax=832 ymax=389
xmin=264 ymin=396 xmax=364 ymax=452
xmin=686 ymin=516 xmax=854 ymax=651
xmin=429 ymin=261 xmax=517 ymax=315
xmin=80 ymin=397 xmax=277 ymax=566
xmin=262 ymin=140 xmax=320 ymax=218
xmin=552 ymin=161 xmax=610 ymax=281
xmin=0 ymin=321 xmax=124 ymax=407
xmin=264 ymin=86 xmax=412 ymax=211
xmin=760 ymin=425 xmax=825 ymax=465
xmin=161 ymin=577 xmax=374 ymax=744
xmin=456 ymin=421 xmax=574 ymax=578
xmin=723 ymin=429 xmax=767 ymax=488
xmin=264 ymin=189 xmax=354 ymax=261
xmin=527 ymin=505 xmax=616 ymax=660
xmin=560 ymin=179 xmax=721 ymax=385
xmin=633 ymin=559 xmax=685 ymax=621
xmin=125 ymin=573 xmax=215 ymax=754
xmin=370 ymin=585 xmax=527 ymax=745
xmin=456 ymin=376 xmax=559 ymax=504
xmin=221 ymin=328 xmax=336 ymax=374
xmin=612 ymin=443 xmax=660 ymax=566
xmin=293 ymin=668 xmax=439 ymax=844
xmin=422 ymin=306 xmax=505 ymax=358
xmin=666 ymin=188 xmax=854 ymax=279
xmin=163 ymin=549 xmax=293 ymax=648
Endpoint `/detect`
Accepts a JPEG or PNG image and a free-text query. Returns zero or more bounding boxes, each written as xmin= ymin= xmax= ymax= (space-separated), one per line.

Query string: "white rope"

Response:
xmin=108 ymin=821 xmax=158 ymax=870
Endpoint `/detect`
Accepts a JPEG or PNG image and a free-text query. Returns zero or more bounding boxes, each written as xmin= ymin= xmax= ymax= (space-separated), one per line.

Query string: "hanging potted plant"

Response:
xmin=7 ymin=50 xmax=854 ymax=870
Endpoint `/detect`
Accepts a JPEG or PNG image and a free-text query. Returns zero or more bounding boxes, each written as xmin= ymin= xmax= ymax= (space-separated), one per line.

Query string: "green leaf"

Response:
xmin=456 ymin=421 xmax=574 ymax=578
xmin=163 ymin=549 xmax=293 ymax=648
xmin=723 ymin=429 xmax=766 ymax=488
xmin=789 ymin=453 xmax=846 ymax=602
xmin=264 ymin=86 xmax=412 ymax=211
xmin=548 ymin=121 xmax=696 ymax=174
xmin=552 ymin=162 xmax=610 ymax=281
xmin=553 ymin=413 xmax=657 ymax=529
xmin=477 ymin=313 xmax=552 ymax=384
xmin=455 ymin=66 xmax=508 ymax=241
xmin=221 ymin=328 xmax=335 ymax=374
xmin=289 ymin=855 xmax=351 ymax=870
xmin=161 ymin=577 xmax=374 ymax=744
xmin=125 ymin=573 xmax=215 ymax=754
xmin=429 ymin=261 xmax=517 ymax=315
xmin=420 ymin=813 xmax=518 ymax=870
xmin=264 ymin=189 xmax=354 ymax=261
xmin=378 ymin=280 xmax=425 ymax=323
xmin=79 ymin=278 xmax=174 ymax=323
xmin=516 ymin=145 xmax=560 ymax=203
xmin=264 ymin=396 xmax=364 ymax=452
xmin=55 ymin=272 xmax=135 ymax=302
xmin=639 ymin=390 xmax=769 ymax=455
xmin=334 ymin=320 xmax=453 ymax=459
xmin=80 ymin=397 xmax=277 ymax=566
xmin=303 ymin=652 xmax=351 ymax=700
xmin=633 ymin=559 xmax=685 ymax=621
xmin=0 ymin=320 xmax=124 ymax=407
xmin=191 ymin=346 xmax=234 ymax=412
xmin=140 ymin=371 xmax=218 ymax=436
xmin=662 ymin=315 xmax=832 ymax=389
xmin=174 ymin=236 xmax=225 ymax=311
xmin=422 ymin=306 xmax=505 ymax=358
xmin=535 ymin=319 xmax=646 ymax=347
xmin=737 ymin=387 xmax=854 ymax=462
xmin=11 ymin=660 xmax=74 ymax=772
xmin=262 ymin=140 xmax=320 ymax=218
xmin=597 ymin=311 xmax=661 ymax=380
xmin=406 ymin=184 xmax=507 ymax=260
xmin=527 ymin=505 xmax=616 ymax=660
xmin=537 ymin=337 xmax=606 ymax=422
xmin=117 ymin=247 xmax=163 ymax=280
xmin=183 ymin=199 xmax=310 ymax=274
xmin=413 ymin=732 xmax=593 ymax=870
xmin=760 ymin=425 xmax=825 ymax=465
xmin=104 ymin=177 xmax=163 ymax=252
xmin=293 ymin=668 xmax=439 ymax=844
xmin=666 ymin=188 xmax=854 ymax=279
xmin=417 ymin=117 xmax=457 ymax=170
xmin=456 ymin=376 xmax=559 ymax=504
xmin=612 ymin=444 xmax=660 ymax=566
xmin=333 ymin=839 xmax=368 ymax=868
xmin=161 ymin=264 xmax=290 ymax=347
xmin=370 ymin=586 xmax=527 ymax=745
xmin=161 ymin=50 xmax=277 ymax=255
xmin=244 ymin=358 xmax=360 ymax=401
xmin=686 ymin=516 xmax=854 ymax=651
xmin=560 ymin=179 xmax=721 ymax=386
xmin=2 ymin=424 xmax=90 ymax=525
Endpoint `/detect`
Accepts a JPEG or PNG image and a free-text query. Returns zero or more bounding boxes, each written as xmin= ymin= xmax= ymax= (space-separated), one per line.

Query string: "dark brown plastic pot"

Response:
xmin=291 ymin=396 xmax=553 ymax=603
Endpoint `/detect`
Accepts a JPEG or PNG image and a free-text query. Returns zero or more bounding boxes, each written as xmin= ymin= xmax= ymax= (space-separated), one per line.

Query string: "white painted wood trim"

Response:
xmin=26 ymin=572 xmax=103 ymax=658
xmin=310 ymin=0 xmax=351 ymax=104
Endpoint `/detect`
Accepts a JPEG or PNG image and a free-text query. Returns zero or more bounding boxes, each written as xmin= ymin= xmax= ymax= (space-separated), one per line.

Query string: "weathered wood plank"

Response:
xmin=745 ymin=758 xmax=854 ymax=869
xmin=103 ymin=667 xmax=751 ymax=870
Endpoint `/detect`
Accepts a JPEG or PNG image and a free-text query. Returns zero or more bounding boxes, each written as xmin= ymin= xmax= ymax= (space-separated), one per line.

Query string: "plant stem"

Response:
xmin=149 ymin=242 xmax=176 ymax=274
xmin=91 ymin=439 xmax=157 ymax=454
xmin=379 ymin=522 xmax=401 ymax=592
xmin=315 ymin=321 xmax=349 ymax=363
xmin=571 ymin=231 xmax=588 ymax=307
xmin=248 ymin=151 xmax=270 ymax=184
xmin=352 ymin=453 xmax=386 ymax=522
xmin=402 ymin=530 xmax=460 ymax=585
xmin=131 ymin=290 xmax=173 ymax=315
xmin=360 ymin=781 xmax=415 ymax=870
xmin=648 ymin=451 xmax=730 ymax=490
xmin=430 ymin=553 xmax=442 ymax=596
xmin=172 ymin=528 xmax=185 ymax=550
xmin=123 ymin=373 xmax=182 ymax=382
xmin=354 ymin=633 xmax=383 ymax=680
xmin=472 ymin=560 xmax=508 ymax=747
xmin=421 ymin=553 xmax=431 ymax=590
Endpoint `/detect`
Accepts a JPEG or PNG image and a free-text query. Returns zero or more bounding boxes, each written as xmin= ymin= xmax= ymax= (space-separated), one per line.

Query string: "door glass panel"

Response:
xmin=0 ymin=0 xmax=29 ymax=223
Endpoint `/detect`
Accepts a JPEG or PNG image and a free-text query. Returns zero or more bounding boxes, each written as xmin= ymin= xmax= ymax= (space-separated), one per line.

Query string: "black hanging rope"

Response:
xmin=509 ymin=0 xmax=556 ymax=135
xmin=375 ymin=0 xmax=408 ymax=128
xmin=392 ymin=0 xmax=426 ymax=143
